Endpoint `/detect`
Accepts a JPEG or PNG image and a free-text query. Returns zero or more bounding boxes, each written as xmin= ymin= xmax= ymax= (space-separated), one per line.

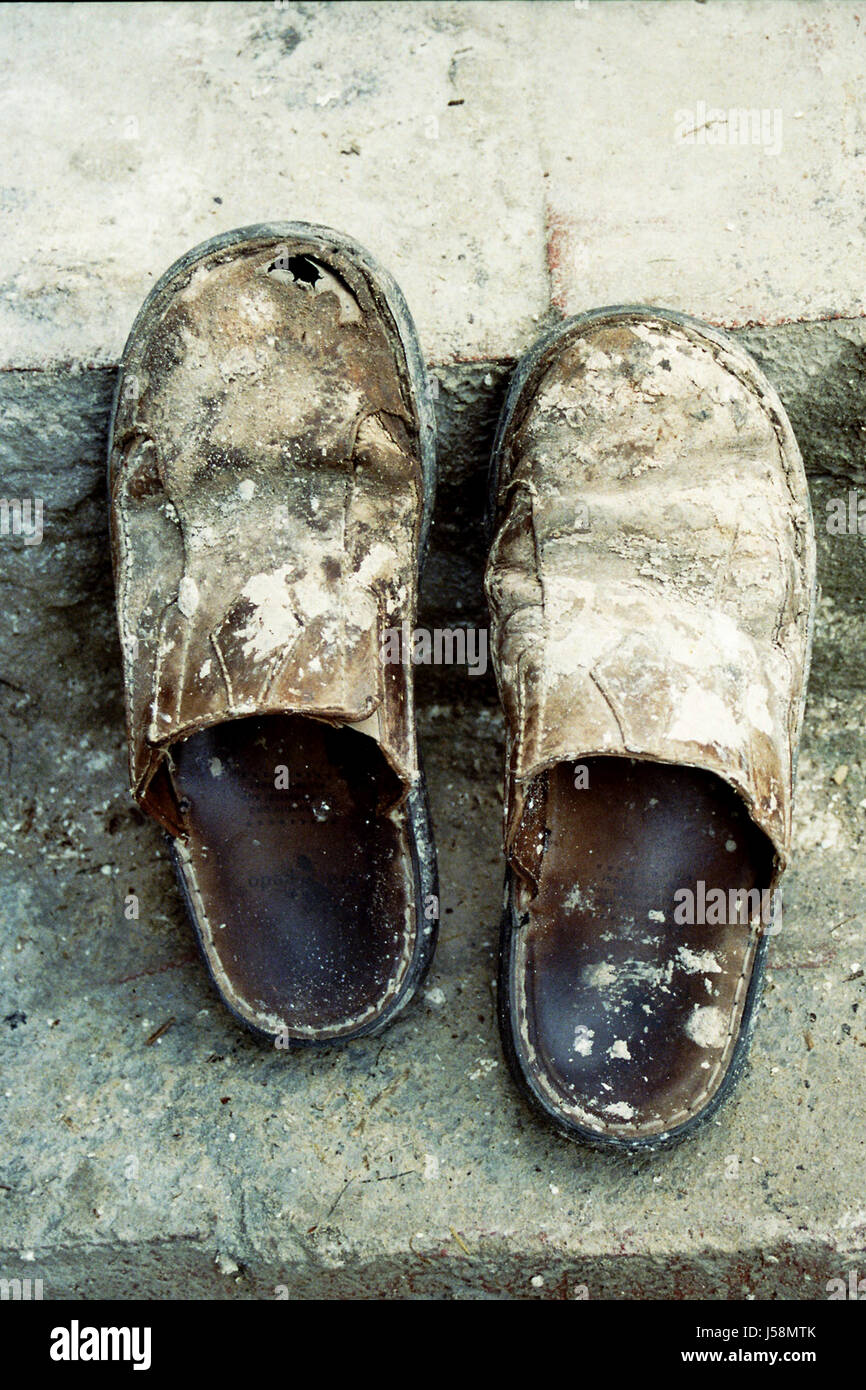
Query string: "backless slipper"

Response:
xmin=485 ymin=306 xmax=815 ymax=1149
xmin=109 ymin=224 xmax=438 ymax=1044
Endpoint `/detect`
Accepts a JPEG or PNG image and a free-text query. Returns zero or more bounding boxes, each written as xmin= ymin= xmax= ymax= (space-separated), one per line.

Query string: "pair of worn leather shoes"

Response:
xmin=109 ymin=225 xmax=815 ymax=1152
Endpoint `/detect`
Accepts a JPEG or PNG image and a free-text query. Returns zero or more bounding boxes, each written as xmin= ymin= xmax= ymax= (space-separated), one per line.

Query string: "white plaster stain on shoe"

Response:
xmin=744 ymin=682 xmax=773 ymax=736
xmin=179 ymin=263 xmax=212 ymax=302
xmin=677 ymin=947 xmax=721 ymax=974
xmin=669 ymin=682 xmax=739 ymax=748
xmin=236 ymin=566 xmax=302 ymax=659
xmin=565 ymin=883 xmax=594 ymax=912
xmin=583 ymin=961 xmax=617 ymax=989
xmin=209 ymin=758 xmax=223 ymax=779
xmin=603 ymin=1100 xmax=635 ymax=1120
xmin=685 ymin=1005 xmax=727 ymax=1049
xmin=238 ymin=479 xmax=256 ymax=502
xmin=355 ymin=541 xmax=397 ymax=588
xmin=609 ymin=1039 xmax=631 ymax=1060
xmin=573 ymin=1024 xmax=595 ymax=1056
xmin=177 ymin=576 xmax=200 ymax=618
xmin=239 ymin=291 xmax=277 ymax=326
xmin=648 ymin=909 xmax=666 ymax=923
xmin=218 ymin=345 xmax=261 ymax=382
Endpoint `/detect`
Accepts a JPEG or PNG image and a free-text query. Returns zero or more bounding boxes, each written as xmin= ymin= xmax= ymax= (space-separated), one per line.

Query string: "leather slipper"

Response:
xmin=485 ymin=306 xmax=815 ymax=1150
xmin=109 ymin=223 xmax=438 ymax=1044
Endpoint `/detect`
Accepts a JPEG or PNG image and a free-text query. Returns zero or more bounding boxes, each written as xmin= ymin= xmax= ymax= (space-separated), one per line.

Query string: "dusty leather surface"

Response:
xmin=487 ymin=311 xmax=816 ymax=1143
xmin=485 ymin=312 xmax=816 ymax=878
xmin=109 ymin=237 xmax=424 ymax=835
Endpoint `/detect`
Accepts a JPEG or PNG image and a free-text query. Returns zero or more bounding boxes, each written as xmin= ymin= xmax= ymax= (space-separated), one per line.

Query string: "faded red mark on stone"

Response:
xmin=545 ymin=204 xmax=574 ymax=314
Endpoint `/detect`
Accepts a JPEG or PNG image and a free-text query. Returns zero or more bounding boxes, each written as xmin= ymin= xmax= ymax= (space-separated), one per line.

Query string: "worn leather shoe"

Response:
xmin=109 ymin=224 xmax=438 ymax=1044
xmin=485 ymin=306 xmax=815 ymax=1149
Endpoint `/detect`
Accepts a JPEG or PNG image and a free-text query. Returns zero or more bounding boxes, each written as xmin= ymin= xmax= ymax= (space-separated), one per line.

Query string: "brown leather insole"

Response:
xmin=170 ymin=714 xmax=413 ymax=1036
xmin=514 ymin=758 xmax=775 ymax=1133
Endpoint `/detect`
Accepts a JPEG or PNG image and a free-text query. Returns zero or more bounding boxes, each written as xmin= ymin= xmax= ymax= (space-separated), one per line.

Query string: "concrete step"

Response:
xmin=1 ymin=692 xmax=865 ymax=1299
xmin=2 ymin=1 xmax=865 ymax=369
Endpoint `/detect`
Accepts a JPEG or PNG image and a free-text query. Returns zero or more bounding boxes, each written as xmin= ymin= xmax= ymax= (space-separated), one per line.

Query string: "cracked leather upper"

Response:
xmin=485 ymin=312 xmax=816 ymax=879
xmin=110 ymin=236 xmax=424 ymax=835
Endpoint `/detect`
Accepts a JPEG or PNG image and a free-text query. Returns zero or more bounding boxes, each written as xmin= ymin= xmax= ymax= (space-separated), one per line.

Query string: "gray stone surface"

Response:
xmin=2 ymin=1 xmax=866 ymax=369
xmin=1 ymin=688 xmax=866 ymax=1299
xmin=2 ymin=328 xmax=866 ymax=1297
xmin=2 ymin=0 xmax=866 ymax=1300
